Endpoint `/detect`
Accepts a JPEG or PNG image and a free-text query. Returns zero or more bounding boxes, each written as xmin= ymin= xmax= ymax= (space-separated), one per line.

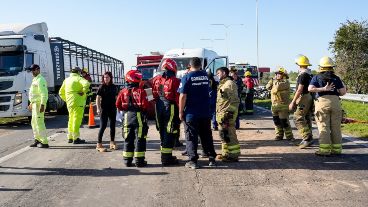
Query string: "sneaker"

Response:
xmin=299 ymin=140 xmax=313 ymax=149
xmin=274 ymin=136 xmax=283 ymax=141
xmin=29 ymin=140 xmax=40 ymax=147
xmin=185 ymin=161 xmax=199 ymax=169
xmin=208 ymin=158 xmax=217 ymax=167
xmin=109 ymin=142 xmax=118 ymax=150
xmin=315 ymin=150 xmax=331 ymax=157
xmin=68 ymin=139 xmax=73 ymax=143
xmin=38 ymin=143 xmax=49 ymax=148
xmin=73 ymin=138 xmax=86 ymax=144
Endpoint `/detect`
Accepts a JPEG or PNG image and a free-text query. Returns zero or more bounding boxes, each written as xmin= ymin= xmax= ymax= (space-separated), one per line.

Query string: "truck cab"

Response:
xmin=0 ymin=23 xmax=52 ymax=117
xmin=156 ymin=48 xmax=228 ymax=79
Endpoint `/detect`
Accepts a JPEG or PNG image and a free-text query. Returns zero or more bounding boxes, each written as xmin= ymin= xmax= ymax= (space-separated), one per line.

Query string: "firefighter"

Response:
xmin=243 ymin=71 xmax=255 ymax=115
xmin=308 ymin=57 xmax=346 ymax=156
xmin=116 ymin=70 xmax=149 ymax=167
xmin=289 ymin=55 xmax=314 ymax=148
xmin=215 ymin=67 xmax=241 ymax=162
xmin=27 ymin=64 xmax=49 ymax=148
xmin=229 ymin=68 xmax=243 ymax=129
xmin=59 ymin=67 xmax=90 ymax=144
xmin=266 ymin=67 xmax=294 ymax=141
xmin=152 ymin=58 xmax=180 ymax=166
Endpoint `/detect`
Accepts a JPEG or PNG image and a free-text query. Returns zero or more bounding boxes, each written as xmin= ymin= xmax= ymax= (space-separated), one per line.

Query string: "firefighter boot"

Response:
xmin=135 ymin=157 xmax=147 ymax=168
xmin=124 ymin=158 xmax=133 ymax=167
xmin=161 ymin=153 xmax=179 ymax=166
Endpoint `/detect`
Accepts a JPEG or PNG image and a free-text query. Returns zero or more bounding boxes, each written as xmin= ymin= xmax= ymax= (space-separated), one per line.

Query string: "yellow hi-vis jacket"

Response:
xmin=29 ymin=74 xmax=48 ymax=105
xmin=59 ymin=73 xmax=90 ymax=107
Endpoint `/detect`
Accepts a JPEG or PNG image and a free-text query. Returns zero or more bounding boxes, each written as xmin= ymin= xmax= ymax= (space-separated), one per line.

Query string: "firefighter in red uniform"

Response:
xmin=116 ymin=70 xmax=149 ymax=167
xmin=243 ymin=71 xmax=255 ymax=115
xmin=152 ymin=58 xmax=180 ymax=166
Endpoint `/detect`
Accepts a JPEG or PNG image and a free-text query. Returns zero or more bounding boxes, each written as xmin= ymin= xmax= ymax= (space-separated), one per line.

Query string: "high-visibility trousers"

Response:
xmin=31 ymin=102 xmax=48 ymax=144
xmin=218 ymin=111 xmax=240 ymax=159
xmin=67 ymin=105 xmax=84 ymax=141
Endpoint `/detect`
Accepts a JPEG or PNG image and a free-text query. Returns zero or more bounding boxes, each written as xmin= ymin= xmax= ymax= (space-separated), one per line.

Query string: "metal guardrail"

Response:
xmin=341 ymin=93 xmax=368 ymax=103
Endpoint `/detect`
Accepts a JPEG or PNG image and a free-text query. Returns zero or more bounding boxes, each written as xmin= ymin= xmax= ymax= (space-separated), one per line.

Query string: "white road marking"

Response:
xmin=0 ymin=133 xmax=62 ymax=164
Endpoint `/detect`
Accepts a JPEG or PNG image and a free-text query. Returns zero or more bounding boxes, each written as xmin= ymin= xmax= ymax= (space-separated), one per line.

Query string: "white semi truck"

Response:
xmin=0 ymin=22 xmax=125 ymax=118
xmin=157 ymin=48 xmax=228 ymax=79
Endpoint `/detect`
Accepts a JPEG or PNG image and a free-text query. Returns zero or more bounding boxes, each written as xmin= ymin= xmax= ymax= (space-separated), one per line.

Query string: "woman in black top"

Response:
xmin=96 ymin=72 xmax=118 ymax=152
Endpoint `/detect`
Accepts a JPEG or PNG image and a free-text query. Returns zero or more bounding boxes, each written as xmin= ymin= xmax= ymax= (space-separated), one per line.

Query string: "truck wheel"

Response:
xmin=27 ymin=116 xmax=32 ymax=123
xmin=57 ymin=104 xmax=68 ymax=115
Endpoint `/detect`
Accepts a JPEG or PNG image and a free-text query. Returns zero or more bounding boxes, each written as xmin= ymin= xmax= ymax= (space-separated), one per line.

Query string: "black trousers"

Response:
xmin=98 ymin=108 xmax=116 ymax=143
xmin=184 ymin=118 xmax=217 ymax=162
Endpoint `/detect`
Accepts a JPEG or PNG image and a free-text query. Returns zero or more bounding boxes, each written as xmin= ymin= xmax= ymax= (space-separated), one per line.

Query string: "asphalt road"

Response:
xmin=0 ymin=108 xmax=368 ymax=207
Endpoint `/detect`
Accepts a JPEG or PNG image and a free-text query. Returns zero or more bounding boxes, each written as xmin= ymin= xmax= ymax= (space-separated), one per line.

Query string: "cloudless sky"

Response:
xmin=1 ymin=0 xmax=367 ymax=73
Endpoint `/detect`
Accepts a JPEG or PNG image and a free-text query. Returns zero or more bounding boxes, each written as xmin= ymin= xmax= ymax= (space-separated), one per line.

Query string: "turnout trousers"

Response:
xmin=155 ymin=99 xmax=180 ymax=162
xmin=271 ymin=104 xmax=293 ymax=139
xmin=122 ymin=110 xmax=148 ymax=161
xmin=218 ymin=111 xmax=240 ymax=159
xmin=315 ymin=95 xmax=343 ymax=154
xmin=293 ymin=93 xmax=313 ymax=140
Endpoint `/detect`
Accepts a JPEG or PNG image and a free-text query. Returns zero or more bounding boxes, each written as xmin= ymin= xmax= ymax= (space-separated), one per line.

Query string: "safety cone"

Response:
xmin=88 ymin=103 xmax=99 ymax=128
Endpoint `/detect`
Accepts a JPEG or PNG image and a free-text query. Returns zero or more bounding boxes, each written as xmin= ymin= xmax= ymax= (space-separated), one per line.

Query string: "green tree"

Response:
xmin=329 ymin=20 xmax=368 ymax=94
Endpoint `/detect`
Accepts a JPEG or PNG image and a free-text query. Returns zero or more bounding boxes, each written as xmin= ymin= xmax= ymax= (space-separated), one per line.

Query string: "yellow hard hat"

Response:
xmin=276 ymin=67 xmax=287 ymax=74
xmin=295 ymin=55 xmax=312 ymax=66
xmin=319 ymin=56 xmax=335 ymax=68
xmin=82 ymin=68 xmax=88 ymax=73
xmin=245 ymin=71 xmax=252 ymax=77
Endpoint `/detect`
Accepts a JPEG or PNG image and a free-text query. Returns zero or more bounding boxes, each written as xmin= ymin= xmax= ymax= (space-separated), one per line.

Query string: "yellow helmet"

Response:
xmin=295 ymin=55 xmax=312 ymax=66
xmin=319 ymin=56 xmax=335 ymax=68
xmin=245 ymin=71 xmax=252 ymax=77
xmin=276 ymin=66 xmax=287 ymax=74
xmin=82 ymin=68 xmax=88 ymax=73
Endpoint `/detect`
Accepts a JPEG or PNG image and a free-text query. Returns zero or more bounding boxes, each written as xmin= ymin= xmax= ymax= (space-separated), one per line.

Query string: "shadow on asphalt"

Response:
xmin=0 ymin=166 xmax=168 ymax=177
xmin=0 ymin=188 xmax=33 ymax=192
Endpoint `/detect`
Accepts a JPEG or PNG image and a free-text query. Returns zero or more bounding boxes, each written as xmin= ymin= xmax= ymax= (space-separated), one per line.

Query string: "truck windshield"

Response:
xmin=137 ymin=65 xmax=158 ymax=80
xmin=159 ymin=58 xmax=203 ymax=72
xmin=0 ymin=52 xmax=24 ymax=76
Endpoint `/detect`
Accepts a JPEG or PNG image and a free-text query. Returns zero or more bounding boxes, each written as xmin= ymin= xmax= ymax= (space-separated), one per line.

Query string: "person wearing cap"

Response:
xmin=308 ymin=57 xmax=346 ymax=156
xmin=28 ymin=64 xmax=49 ymax=148
xmin=289 ymin=55 xmax=314 ymax=149
xmin=266 ymin=67 xmax=294 ymax=142
xmin=59 ymin=67 xmax=91 ymax=144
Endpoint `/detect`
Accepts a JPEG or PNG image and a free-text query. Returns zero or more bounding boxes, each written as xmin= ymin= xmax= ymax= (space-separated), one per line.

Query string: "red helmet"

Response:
xmin=125 ymin=70 xmax=142 ymax=83
xmin=161 ymin=58 xmax=177 ymax=73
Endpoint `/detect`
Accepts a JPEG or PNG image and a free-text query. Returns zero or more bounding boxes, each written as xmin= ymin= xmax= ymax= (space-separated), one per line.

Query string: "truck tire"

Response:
xmin=57 ymin=104 xmax=68 ymax=115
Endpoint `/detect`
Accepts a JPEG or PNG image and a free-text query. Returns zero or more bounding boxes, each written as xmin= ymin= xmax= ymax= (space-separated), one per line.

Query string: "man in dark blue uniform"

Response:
xmin=178 ymin=57 xmax=217 ymax=169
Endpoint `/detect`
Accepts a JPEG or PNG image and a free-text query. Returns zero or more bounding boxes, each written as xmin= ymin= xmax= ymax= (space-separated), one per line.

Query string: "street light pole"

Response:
xmin=256 ymin=0 xmax=259 ymax=70
xmin=210 ymin=24 xmax=244 ymax=57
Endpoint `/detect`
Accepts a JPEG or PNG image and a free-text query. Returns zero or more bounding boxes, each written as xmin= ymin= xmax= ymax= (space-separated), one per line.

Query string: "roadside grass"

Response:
xmin=341 ymin=100 xmax=368 ymax=138
xmin=254 ymin=99 xmax=368 ymax=138
xmin=0 ymin=117 xmax=27 ymax=124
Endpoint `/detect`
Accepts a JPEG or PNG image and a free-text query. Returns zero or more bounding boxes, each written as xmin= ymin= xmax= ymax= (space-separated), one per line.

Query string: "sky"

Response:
xmin=1 ymin=0 xmax=367 ymax=73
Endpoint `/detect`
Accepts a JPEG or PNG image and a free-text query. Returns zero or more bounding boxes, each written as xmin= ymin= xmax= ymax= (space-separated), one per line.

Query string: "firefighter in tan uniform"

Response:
xmin=289 ymin=55 xmax=314 ymax=148
xmin=215 ymin=67 xmax=240 ymax=162
xmin=308 ymin=57 xmax=346 ymax=156
xmin=266 ymin=67 xmax=294 ymax=141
